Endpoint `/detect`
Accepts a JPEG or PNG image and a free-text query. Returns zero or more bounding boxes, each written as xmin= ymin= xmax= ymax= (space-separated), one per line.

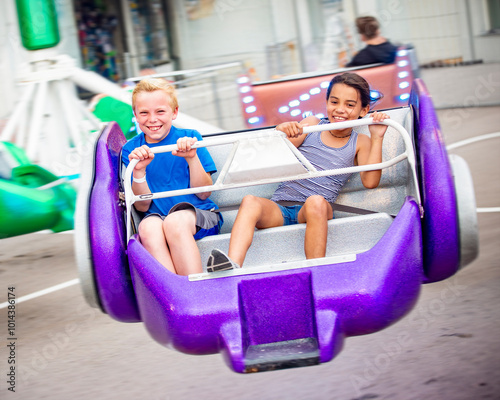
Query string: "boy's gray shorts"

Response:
xmin=143 ymin=202 xmax=222 ymax=240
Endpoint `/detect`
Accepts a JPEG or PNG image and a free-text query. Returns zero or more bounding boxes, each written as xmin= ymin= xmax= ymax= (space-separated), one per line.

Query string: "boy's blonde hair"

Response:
xmin=132 ymin=78 xmax=179 ymax=111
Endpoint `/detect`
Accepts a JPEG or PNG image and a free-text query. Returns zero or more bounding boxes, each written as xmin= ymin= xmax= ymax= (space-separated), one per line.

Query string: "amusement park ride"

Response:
xmin=76 ymin=80 xmax=479 ymax=373
xmin=0 ymin=0 xmax=484 ymax=374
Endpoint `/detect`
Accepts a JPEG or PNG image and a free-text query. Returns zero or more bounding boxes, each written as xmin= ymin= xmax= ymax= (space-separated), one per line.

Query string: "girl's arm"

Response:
xmin=356 ymin=111 xmax=390 ymax=189
xmin=174 ymin=137 xmax=213 ymax=200
xmin=276 ymin=116 xmax=319 ymax=147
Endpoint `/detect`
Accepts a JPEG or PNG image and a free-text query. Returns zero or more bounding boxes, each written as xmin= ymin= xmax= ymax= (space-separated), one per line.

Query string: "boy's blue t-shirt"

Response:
xmin=121 ymin=126 xmax=218 ymax=215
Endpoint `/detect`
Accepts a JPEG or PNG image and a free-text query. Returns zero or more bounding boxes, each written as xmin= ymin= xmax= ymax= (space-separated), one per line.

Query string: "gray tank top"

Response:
xmin=271 ymin=119 xmax=358 ymax=203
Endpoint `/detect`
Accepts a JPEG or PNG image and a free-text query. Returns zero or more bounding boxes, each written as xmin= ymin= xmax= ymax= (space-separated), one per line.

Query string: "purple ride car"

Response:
xmin=75 ymin=79 xmax=478 ymax=373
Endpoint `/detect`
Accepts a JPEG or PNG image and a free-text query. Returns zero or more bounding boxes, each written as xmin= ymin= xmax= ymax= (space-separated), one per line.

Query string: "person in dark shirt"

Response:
xmin=346 ymin=16 xmax=398 ymax=68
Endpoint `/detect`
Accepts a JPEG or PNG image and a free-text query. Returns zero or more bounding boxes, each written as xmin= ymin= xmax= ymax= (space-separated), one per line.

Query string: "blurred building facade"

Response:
xmin=0 ymin=0 xmax=499 ymax=121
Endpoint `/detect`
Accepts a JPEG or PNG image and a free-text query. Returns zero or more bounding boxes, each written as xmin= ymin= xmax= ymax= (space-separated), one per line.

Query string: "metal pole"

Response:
xmin=210 ymin=74 xmax=224 ymax=129
xmin=120 ymin=0 xmax=140 ymax=77
xmin=293 ymin=0 xmax=307 ymax=73
xmin=464 ymin=0 xmax=477 ymax=61
xmin=0 ymin=83 xmax=36 ymax=142
xmin=26 ymin=81 xmax=48 ymax=160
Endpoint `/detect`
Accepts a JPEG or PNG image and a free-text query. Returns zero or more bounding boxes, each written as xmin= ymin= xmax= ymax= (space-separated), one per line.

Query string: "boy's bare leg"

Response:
xmin=162 ymin=210 xmax=202 ymax=275
xmin=228 ymin=195 xmax=284 ymax=266
xmin=138 ymin=217 xmax=176 ymax=273
xmin=298 ymin=195 xmax=333 ymax=259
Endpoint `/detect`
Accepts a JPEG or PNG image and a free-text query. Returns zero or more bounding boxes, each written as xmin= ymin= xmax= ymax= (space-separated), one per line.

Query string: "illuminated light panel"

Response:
xmin=320 ymin=81 xmax=329 ymax=88
xmin=315 ymin=113 xmax=325 ymax=119
xmin=290 ymin=109 xmax=301 ymax=117
xmin=370 ymin=90 xmax=381 ymax=100
xmin=299 ymin=93 xmax=310 ymax=101
xmin=242 ymin=96 xmax=254 ymax=103
xmin=248 ymin=117 xmax=260 ymax=124
xmin=398 ymin=60 xmax=409 ymax=67
xmin=246 ymin=105 xmax=257 ymax=113
xmin=279 ymin=106 xmax=289 ymax=113
xmin=397 ymin=49 xmax=408 ymax=57
xmin=289 ymin=100 xmax=300 ymax=107
xmin=237 ymin=76 xmax=250 ymax=84
xmin=239 ymin=86 xmax=251 ymax=93
xmin=302 ymin=111 xmax=313 ymax=118
xmin=310 ymin=87 xmax=321 ymax=95
xmin=399 ymin=93 xmax=410 ymax=101
xmin=398 ymin=71 xmax=409 ymax=79
xmin=399 ymin=81 xmax=410 ymax=89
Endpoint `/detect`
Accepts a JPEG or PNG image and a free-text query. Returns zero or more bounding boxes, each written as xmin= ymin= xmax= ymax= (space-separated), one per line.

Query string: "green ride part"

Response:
xmin=15 ymin=0 xmax=60 ymax=50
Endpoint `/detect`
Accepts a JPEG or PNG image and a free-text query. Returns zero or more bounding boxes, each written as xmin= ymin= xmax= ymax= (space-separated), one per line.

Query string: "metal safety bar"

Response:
xmin=126 ymin=62 xmax=243 ymax=82
xmin=124 ymin=119 xmax=421 ymax=240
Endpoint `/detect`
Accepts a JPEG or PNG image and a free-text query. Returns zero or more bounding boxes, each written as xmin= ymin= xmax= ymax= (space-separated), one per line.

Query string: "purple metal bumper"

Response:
xmin=89 ymin=123 xmax=140 ymax=322
xmin=410 ymin=80 xmax=460 ymax=282
xmin=127 ymin=198 xmax=422 ymax=373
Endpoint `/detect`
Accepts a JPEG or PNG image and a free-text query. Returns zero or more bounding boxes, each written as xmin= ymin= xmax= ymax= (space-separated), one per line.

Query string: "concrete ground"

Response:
xmin=0 ymin=67 xmax=499 ymax=399
xmin=420 ymin=62 xmax=500 ymax=110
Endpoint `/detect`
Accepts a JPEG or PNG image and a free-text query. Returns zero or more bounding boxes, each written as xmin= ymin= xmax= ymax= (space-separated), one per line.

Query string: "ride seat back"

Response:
xmin=207 ymin=142 xmax=281 ymax=234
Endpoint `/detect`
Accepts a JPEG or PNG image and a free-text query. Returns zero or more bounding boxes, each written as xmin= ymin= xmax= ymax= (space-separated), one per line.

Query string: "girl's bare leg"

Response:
xmin=228 ymin=195 xmax=284 ymax=266
xmin=298 ymin=195 xmax=333 ymax=259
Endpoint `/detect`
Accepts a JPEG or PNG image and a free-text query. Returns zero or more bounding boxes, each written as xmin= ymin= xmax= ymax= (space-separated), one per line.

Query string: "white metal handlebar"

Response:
xmin=124 ymin=119 xmax=421 ymax=240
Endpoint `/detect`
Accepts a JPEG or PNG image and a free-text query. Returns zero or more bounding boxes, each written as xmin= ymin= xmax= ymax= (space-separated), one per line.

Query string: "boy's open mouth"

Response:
xmin=148 ymin=125 xmax=163 ymax=131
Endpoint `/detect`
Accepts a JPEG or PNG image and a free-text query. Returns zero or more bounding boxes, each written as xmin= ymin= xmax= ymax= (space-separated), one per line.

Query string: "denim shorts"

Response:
xmin=277 ymin=204 xmax=303 ymax=226
xmin=276 ymin=202 xmax=336 ymax=226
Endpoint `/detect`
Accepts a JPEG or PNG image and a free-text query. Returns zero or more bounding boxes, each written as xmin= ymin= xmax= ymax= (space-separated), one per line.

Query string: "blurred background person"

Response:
xmin=346 ymin=16 xmax=398 ymax=68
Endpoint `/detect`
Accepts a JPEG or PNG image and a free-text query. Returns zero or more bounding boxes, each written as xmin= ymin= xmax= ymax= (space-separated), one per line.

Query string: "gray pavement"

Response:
xmin=420 ymin=62 xmax=500 ymax=110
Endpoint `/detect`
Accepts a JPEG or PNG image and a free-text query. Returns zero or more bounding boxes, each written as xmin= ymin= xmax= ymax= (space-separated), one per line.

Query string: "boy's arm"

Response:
xmin=128 ymin=145 xmax=154 ymax=212
xmin=174 ymin=136 xmax=213 ymax=200
xmin=357 ymin=111 xmax=390 ymax=189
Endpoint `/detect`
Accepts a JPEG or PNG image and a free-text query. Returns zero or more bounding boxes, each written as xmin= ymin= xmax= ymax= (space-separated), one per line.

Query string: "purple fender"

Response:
xmin=128 ymin=198 xmax=422 ymax=373
xmin=410 ymin=80 xmax=460 ymax=282
xmin=88 ymin=122 xmax=140 ymax=322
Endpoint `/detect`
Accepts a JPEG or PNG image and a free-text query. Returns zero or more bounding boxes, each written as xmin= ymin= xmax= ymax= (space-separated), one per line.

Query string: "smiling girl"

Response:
xmin=207 ymin=72 xmax=390 ymax=271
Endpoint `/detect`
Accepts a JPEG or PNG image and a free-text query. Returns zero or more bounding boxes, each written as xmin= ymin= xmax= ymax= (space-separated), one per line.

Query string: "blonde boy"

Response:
xmin=121 ymin=79 xmax=222 ymax=275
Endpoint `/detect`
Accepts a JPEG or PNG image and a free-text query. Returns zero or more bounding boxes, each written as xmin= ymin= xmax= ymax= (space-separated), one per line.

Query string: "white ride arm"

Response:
xmin=123 ymin=119 xmax=421 ymax=240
